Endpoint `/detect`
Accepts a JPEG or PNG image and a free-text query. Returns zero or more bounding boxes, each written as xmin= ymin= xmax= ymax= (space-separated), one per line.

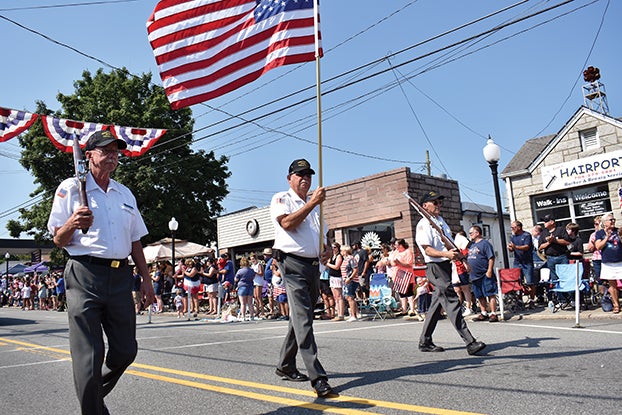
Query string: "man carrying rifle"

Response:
xmin=47 ymin=130 xmax=154 ymax=414
xmin=415 ymin=191 xmax=486 ymax=356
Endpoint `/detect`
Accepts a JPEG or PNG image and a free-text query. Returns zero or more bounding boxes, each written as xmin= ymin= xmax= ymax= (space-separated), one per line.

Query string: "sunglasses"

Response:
xmin=431 ymin=200 xmax=442 ymax=206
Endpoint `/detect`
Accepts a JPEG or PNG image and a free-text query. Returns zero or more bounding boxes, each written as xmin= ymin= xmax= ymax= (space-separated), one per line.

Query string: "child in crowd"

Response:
xmin=174 ymin=289 xmax=184 ymax=319
xmin=271 ymin=264 xmax=289 ymax=320
xmin=414 ymin=275 xmax=431 ymax=320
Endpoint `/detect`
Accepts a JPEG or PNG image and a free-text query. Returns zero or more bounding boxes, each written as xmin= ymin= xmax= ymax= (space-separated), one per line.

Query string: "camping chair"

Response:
xmin=497 ymin=268 xmax=524 ymax=315
xmin=368 ymin=273 xmax=396 ymax=320
xmin=552 ymin=262 xmax=589 ymax=311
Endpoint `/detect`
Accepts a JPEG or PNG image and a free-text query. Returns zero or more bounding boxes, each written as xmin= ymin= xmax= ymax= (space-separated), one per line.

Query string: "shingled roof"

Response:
xmin=501 ymin=134 xmax=555 ymax=178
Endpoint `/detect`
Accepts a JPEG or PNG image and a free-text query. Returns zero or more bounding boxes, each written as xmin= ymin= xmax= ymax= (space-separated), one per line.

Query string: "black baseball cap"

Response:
xmin=420 ymin=191 xmax=444 ymax=204
xmin=541 ymin=214 xmax=555 ymax=222
xmin=288 ymin=159 xmax=315 ymax=175
xmin=85 ymin=130 xmax=127 ymax=151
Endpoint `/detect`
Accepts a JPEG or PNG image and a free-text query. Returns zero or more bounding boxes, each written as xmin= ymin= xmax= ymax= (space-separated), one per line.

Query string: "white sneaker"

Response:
xmin=462 ymin=309 xmax=473 ymax=317
xmin=346 ymin=316 xmax=358 ymax=322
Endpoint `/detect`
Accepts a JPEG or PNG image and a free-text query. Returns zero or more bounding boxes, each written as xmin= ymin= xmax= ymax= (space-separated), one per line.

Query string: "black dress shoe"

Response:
xmin=419 ymin=342 xmax=445 ymax=352
xmin=275 ymin=368 xmax=310 ymax=382
xmin=313 ymin=378 xmax=338 ymax=398
xmin=466 ymin=341 xmax=486 ymax=355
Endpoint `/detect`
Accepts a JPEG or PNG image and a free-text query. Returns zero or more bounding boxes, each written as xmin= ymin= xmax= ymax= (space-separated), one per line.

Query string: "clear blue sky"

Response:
xmin=1 ymin=0 xmax=620 ymax=241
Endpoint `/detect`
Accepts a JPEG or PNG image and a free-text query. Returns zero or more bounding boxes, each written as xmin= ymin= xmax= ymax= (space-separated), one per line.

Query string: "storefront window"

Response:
xmin=344 ymin=221 xmax=394 ymax=248
xmin=532 ymin=184 xmax=611 ymax=244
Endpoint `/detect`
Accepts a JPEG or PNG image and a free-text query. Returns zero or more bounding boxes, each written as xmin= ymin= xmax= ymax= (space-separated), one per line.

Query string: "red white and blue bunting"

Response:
xmin=42 ymin=115 xmax=108 ymax=153
xmin=0 ymin=107 xmax=39 ymax=142
xmin=111 ymin=125 xmax=167 ymax=157
xmin=0 ymin=106 xmax=166 ymax=158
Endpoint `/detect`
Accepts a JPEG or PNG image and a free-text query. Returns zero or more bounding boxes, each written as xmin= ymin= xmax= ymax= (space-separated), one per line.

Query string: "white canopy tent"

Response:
xmin=142 ymin=238 xmax=213 ymax=263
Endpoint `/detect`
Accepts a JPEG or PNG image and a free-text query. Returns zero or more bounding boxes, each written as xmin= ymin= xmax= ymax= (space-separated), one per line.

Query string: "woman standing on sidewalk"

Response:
xmin=594 ymin=213 xmax=622 ymax=314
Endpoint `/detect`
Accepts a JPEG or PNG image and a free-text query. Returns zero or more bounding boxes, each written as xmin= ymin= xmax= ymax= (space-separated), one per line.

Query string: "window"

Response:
xmin=344 ymin=221 xmax=394 ymax=248
xmin=580 ymin=128 xmax=599 ymax=151
xmin=532 ymin=184 xmax=611 ymax=244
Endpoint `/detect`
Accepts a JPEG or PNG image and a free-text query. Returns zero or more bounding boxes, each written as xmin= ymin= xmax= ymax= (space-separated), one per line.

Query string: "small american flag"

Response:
xmin=147 ymin=0 xmax=321 ymax=109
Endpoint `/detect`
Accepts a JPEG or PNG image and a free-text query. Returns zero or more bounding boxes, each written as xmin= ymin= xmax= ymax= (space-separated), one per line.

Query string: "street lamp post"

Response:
xmin=483 ymin=136 xmax=510 ymax=269
xmin=168 ymin=217 xmax=180 ymax=316
xmin=4 ymin=252 xmax=9 ymax=290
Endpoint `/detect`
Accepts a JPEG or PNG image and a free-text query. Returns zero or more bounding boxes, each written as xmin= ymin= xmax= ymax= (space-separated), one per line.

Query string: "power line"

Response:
xmin=0 ymin=0 xmax=139 ymax=12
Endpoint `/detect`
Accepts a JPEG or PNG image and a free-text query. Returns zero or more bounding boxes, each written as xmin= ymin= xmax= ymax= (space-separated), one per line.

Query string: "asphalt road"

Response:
xmin=1 ymin=306 xmax=621 ymax=415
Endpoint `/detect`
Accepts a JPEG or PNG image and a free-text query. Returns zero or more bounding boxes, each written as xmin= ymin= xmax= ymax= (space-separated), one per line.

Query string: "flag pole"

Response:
xmin=313 ymin=0 xmax=325 ymax=252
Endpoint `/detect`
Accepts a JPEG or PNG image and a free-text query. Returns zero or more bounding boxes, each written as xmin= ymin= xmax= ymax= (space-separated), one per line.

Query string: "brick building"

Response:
xmin=216 ymin=167 xmax=464 ymax=260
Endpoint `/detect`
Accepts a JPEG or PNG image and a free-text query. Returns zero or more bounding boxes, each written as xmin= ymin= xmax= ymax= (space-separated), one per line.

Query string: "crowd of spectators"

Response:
xmin=4 ymin=213 xmax=620 ymax=321
xmin=0 ymin=271 xmax=65 ymax=311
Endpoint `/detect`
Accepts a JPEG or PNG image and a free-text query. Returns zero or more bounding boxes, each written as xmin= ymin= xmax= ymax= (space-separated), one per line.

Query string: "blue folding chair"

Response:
xmin=368 ymin=273 xmax=396 ymax=320
xmin=552 ymin=262 xmax=589 ymax=312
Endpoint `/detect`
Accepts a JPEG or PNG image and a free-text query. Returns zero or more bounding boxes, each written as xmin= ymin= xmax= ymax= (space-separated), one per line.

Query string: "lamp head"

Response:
xmin=168 ymin=217 xmax=179 ymax=232
xmin=483 ymin=136 xmax=501 ymax=163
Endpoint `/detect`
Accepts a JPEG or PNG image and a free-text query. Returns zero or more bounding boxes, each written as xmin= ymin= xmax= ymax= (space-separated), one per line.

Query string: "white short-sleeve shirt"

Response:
xmin=415 ymin=215 xmax=452 ymax=263
xmin=270 ymin=188 xmax=324 ymax=258
xmin=47 ymin=173 xmax=148 ymax=258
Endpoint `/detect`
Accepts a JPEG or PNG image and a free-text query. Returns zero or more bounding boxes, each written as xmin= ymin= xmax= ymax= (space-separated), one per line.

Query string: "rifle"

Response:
xmin=402 ymin=192 xmax=468 ymax=266
xmin=72 ymin=134 xmax=89 ymax=234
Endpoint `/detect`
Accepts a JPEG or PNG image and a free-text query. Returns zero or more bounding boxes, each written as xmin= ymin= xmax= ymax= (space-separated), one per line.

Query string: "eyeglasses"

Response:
xmin=431 ymin=200 xmax=442 ymax=206
xmin=95 ymin=148 xmax=121 ymax=157
xmin=294 ymin=171 xmax=312 ymax=177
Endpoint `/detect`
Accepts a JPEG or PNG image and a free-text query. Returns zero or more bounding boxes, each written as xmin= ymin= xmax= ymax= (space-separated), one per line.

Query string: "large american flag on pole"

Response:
xmin=147 ymin=0 xmax=321 ymax=110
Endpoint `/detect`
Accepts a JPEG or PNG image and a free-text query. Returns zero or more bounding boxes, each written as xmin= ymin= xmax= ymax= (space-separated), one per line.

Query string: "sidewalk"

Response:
xmin=484 ymin=304 xmax=618 ymax=321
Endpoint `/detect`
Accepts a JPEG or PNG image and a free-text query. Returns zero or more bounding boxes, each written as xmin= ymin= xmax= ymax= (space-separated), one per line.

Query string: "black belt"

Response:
xmin=71 ymin=255 xmax=128 ymax=268
xmin=283 ymin=252 xmax=319 ymax=266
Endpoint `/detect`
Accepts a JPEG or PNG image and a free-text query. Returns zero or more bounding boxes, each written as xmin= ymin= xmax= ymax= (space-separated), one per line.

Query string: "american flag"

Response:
xmin=147 ymin=0 xmax=321 ymax=110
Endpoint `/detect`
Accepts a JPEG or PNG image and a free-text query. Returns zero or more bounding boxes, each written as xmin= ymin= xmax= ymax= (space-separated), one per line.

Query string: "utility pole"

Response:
xmin=425 ymin=150 xmax=431 ymax=176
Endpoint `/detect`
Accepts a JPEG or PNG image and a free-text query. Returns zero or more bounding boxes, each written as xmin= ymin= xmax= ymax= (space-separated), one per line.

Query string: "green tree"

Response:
xmin=9 ymin=68 xmax=230 ymax=249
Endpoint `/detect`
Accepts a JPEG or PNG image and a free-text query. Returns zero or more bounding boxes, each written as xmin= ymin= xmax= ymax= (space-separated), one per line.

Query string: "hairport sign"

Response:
xmin=541 ymin=150 xmax=622 ymax=192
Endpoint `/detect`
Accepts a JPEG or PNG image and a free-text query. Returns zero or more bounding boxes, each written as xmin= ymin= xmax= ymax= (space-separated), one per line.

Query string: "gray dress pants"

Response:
xmin=65 ymin=258 xmax=137 ymax=415
xmin=419 ymin=261 xmax=476 ymax=346
xmin=277 ymin=254 xmax=327 ymax=383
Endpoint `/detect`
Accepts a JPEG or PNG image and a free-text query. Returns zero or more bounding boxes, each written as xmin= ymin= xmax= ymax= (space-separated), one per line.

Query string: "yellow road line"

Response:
xmin=0 ymin=337 xmax=487 ymax=415
xmin=127 ymin=369 xmax=384 ymax=415
xmin=133 ymin=362 xmax=486 ymax=415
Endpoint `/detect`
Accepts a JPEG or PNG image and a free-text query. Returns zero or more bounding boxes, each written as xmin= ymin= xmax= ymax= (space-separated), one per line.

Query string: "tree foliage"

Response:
xmin=10 ymin=68 xmax=230 ymax=248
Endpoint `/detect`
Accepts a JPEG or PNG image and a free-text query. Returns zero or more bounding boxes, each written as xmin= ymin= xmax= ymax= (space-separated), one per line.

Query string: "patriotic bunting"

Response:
xmin=0 ymin=106 xmax=166 ymax=158
xmin=147 ymin=0 xmax=321 ymax=109
xmin=110 ymin=125 xmax=167 ymax=157
xmin=42 ymin=115 xmax=108 ymax=153
xmin=0 ymin=107 xmax=39 ymax=142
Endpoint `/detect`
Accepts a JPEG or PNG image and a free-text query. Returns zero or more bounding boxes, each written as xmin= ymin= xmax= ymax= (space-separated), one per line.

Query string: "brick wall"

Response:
xmin=324 ymin=167 xmax=462 ymax=245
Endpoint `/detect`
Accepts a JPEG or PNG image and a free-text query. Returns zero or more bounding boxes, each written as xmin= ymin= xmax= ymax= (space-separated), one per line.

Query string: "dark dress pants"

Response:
xmin=65 ymin=259 xmax=137 ymax=415
xmin=277 ymin=255 xmax=327 ymax=383
xmin=419 ymin=261 xmax=476 ymax=346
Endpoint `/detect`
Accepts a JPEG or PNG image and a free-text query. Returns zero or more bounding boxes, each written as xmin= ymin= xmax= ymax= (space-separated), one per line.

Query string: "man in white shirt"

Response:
xmin=48 ymin=130 xmax=154 ymax=414
xmin=270 ymin=158 xmax=336 ymax=398
xmin=415 ymin=191 xmax=486 ymax=356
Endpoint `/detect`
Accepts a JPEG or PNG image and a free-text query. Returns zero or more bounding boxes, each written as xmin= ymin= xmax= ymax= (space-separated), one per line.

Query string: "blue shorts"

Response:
xmin=452 ymin=272 xmax=470 ymax=287
xmin=343 ymin=280 xmax=360 ymax=298
xmin=516 ymin=262 xmax=536 ymax=285
xmin=237 ymin=285 xmax=253 ymax=297
xmin=277 ymin=293 xmax=288 ymax=303
xmin=471 ymin=276 xmax=498 ymax=298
